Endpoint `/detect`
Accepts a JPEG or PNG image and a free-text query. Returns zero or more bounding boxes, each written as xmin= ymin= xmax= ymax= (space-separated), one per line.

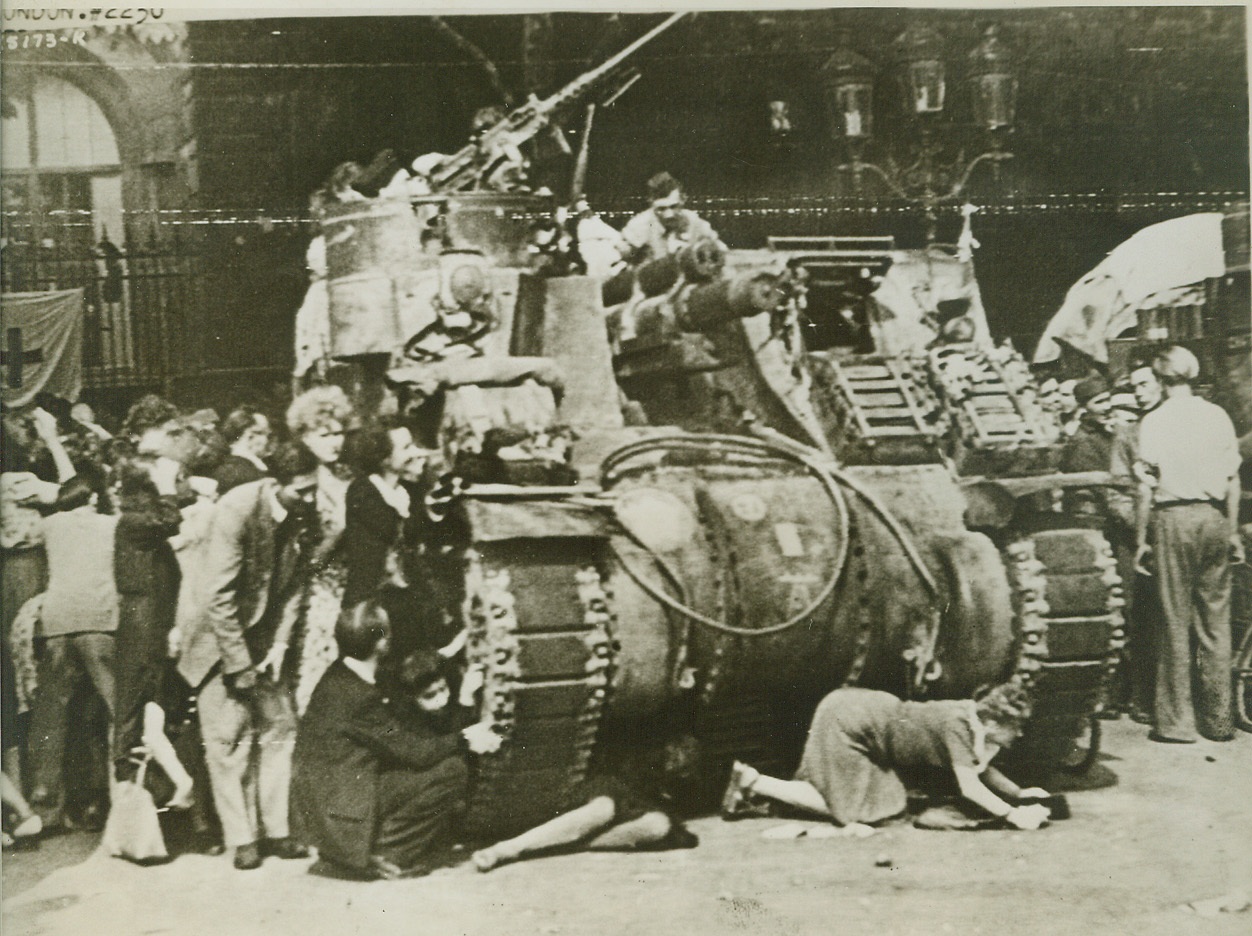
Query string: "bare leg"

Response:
xmin=2 ymin=770 xmax=41 ymax=838
xmin=750 ymin=774 xmax=832 ymax=818
xmin=2 ymin=770 xmax=35 ymax=820
xmin=1 ymin=747 xmax=20 ymax=794
xmin=142 ymin=703 xmax=194 ymax=809
xmin=586 ymin=811 xmax=671 ymax=850
xmin=473 ymin=796 xmax=616 ymax=871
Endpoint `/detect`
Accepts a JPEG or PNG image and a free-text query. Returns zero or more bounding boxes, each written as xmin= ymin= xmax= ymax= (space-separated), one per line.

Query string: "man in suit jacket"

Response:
xmin=212 ymin=406 xmax=272 ymax=496
xmin=292 ymin=601 xmax=499 ymax=880
xmin=178 ymin=467 xmax=316 ymax=870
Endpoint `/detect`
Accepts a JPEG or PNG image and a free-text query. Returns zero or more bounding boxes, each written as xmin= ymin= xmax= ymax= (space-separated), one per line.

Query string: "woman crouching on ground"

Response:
xmin=721 ymin=680 xmax=1051 ymax=832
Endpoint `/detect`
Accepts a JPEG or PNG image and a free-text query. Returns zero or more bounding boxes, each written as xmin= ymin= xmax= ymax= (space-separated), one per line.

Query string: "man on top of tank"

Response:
xmin=617 ymin=171 xmax=725 ymax=266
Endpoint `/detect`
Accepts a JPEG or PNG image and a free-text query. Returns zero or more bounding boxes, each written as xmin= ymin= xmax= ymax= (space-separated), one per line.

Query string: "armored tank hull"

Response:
xmin=320 ymin=195 xmax=1120 ymax=836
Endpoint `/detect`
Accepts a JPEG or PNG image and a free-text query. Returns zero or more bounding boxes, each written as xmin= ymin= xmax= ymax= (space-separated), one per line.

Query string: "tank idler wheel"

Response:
xmin=1057 ymin=715 xmax=1102 ymax=775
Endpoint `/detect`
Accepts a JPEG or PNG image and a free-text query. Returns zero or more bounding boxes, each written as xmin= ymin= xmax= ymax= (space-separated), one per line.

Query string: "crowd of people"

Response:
xmin=0 ymin=388 xmax=464 ymax=870
xmin=0 ymin=384 xmax=711 ymax=879
xmin=0 ymin=135 xmax=1245 ymax=883
xmin=1055 ymin=345 xmax=1247 ymax=743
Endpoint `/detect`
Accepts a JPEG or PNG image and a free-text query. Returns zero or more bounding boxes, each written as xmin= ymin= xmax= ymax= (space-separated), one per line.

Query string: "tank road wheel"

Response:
xmin=1004 ymin=529 xmax=1125 ymax=772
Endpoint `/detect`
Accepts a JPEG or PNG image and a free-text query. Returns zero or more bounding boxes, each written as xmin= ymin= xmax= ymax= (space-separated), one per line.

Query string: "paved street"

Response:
xmin=4 ymin=719 xmax=1249 ymax=936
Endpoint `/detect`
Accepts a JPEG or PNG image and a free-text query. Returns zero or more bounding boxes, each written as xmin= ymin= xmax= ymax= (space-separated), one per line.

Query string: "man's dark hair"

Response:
xmin=647 ymin=171 xmax=683 ymax=202
xmin=335 ymin=601 xmax=389 ymax=661
xmin=220 ymin=405 xmax=262 ymax=446
xmin=268 ymin=440 xmax=310 ymax=486
xmin=54 ymin=464 xmax=114 ymax=514
xmin=122 ymin=394 xmax=179 ymax=440
xmin=348 ymin=418 xmax=402 ymax=477
xmin=115 ymin=456 xmax=159 ymax=500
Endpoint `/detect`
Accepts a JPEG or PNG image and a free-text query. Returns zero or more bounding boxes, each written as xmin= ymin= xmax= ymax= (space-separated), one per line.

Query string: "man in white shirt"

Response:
xmin=618 ymin=172 xmax=724 ymax=267
xmin=1134 ymin=346 xmax=1243 ymax=742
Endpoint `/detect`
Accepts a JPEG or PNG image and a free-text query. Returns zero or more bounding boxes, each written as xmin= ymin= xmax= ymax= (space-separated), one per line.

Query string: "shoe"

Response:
xmin=368 ymin=854 xmax=430 ymax=880
xmin=471 ymin=847 xmax=501 ymax=873
xmin=1148 ymin=731 xmax=1196 ymax=744
xmin=721 ymin=761 xmax=758 ymax=818
xmin=1095 ymin=707 xmax=1123 ymax=721
xmin=183 ymin=831 xmax=225 ymax=857
xmin=664 ymin=824 xmax=699 ymax=849
xmin=309 ymin=858 xmax=377 ymax=881
xmin=234 ymin=842 xmax=263 ymax=870
xmin=1128 ymin=708 xmax=1154 ymax=726
xmin=262 ymin=837 xmax=310 ymax=860
xmin=637 ymin=823 xmax=699 ymax=851
xmin=1200 ymin=731 xmax=1236 ymax=743
xmin=12 ymin=814 xmax=42 ymax=839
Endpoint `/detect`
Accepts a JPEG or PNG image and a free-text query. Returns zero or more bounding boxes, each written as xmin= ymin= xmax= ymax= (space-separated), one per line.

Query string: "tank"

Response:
xmin=317 ymin=194 xmax=1123 ymax=838
xmin=604 ymin=234 xmax=1127 ymax=771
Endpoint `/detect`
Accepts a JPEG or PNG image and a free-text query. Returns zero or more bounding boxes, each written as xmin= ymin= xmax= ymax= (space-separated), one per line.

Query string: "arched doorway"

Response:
xmin=2 ymin=73 xmax=134 ymax=370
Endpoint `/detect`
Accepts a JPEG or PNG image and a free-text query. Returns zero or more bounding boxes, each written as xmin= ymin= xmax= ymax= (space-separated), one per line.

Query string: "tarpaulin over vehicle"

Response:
xmin=1033 ymin=213 xmax=1225 ymax=366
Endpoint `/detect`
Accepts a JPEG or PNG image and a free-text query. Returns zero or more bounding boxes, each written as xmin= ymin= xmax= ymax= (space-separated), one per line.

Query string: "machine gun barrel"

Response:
xmin=429 ymin=12 xmax=689 ymax=193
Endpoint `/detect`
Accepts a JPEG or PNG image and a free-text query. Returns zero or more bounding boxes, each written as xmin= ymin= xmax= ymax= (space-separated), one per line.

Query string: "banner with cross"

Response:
xmin=0 ymin=289 xmax=84 ymax=408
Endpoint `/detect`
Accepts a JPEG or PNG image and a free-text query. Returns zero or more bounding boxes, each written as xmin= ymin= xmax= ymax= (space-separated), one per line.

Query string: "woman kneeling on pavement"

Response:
xmin=721 ymin=680 xmax=1052 ymax=832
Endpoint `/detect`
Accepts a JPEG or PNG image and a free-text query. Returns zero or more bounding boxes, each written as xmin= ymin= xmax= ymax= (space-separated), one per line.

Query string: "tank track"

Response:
xmin=1004 ymin=528 xmax=1126 ymax=764
xmin=463 ymin=542 xmax=616 ymax=838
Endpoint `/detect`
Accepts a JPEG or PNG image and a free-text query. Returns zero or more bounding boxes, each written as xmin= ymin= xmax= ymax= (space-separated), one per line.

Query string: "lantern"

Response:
xmin=895 ymin=24 xmax=946 ymax=116
xmin=968 ymin=25 xmax=1017 ymax=131
xmin=821 ymin=39 xmax=875 ymax=140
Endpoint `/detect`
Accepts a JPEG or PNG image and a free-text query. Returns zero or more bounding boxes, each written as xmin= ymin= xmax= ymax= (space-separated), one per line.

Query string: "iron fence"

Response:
xmin=0 ymin=220 xmax=206 ymax=395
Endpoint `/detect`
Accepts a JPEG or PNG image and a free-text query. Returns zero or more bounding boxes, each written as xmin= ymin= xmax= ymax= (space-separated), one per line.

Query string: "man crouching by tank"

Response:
xmin=292 ymin=601 xmax=500 ymax=880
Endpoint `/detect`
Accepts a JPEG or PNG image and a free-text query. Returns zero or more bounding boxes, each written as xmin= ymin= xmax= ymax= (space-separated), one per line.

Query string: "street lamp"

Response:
xmin=896 ymin=23 xmax=946 ymax=116
xmin=821 ymin=23 xmax=1016 ymax=244
xmin=969 ymin=25 xmax=1017 ymax=131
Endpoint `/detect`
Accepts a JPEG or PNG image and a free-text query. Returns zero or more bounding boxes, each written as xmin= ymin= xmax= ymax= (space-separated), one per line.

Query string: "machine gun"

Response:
xmin=427 ymin=12 xmax=689 ymax=194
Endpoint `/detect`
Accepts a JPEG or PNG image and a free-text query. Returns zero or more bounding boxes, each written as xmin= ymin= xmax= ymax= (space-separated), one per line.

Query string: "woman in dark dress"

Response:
xmin=721 ymin=680 xmax=1052 ymax=831
xmin=111 ymin=457 xmax=193 ymax=805
xmin=342 ymin=419 xmax=433 ymax=655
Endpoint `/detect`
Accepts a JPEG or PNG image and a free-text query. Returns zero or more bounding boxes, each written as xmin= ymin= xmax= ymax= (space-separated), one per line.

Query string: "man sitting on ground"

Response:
xmin=292 ymin=601 xmax=499 ymax=880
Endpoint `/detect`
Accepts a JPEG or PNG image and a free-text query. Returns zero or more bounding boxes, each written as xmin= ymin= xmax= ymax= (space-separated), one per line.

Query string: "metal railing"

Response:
xmin=0 ymin=222 xmax=206 ymax=394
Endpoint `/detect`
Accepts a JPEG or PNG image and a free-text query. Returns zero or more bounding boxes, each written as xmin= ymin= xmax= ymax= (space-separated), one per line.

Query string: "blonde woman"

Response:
xmin=722 ymin=681 xmax=1051 ymax=832
xmin=285 ymin=386 xmax=354 ymax=714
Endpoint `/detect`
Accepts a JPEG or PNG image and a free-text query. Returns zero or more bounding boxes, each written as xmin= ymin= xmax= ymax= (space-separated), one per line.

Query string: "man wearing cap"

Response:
xmin=178 ymin=462 xmax=319 ymax=869
xmin=1134 ymin=345 xmax=1242 ymax=743
xmin=1060 ymin=374 xmax=1114 ymax=491
xmin=1109 ymin=363 xmax=1164 ymax=723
